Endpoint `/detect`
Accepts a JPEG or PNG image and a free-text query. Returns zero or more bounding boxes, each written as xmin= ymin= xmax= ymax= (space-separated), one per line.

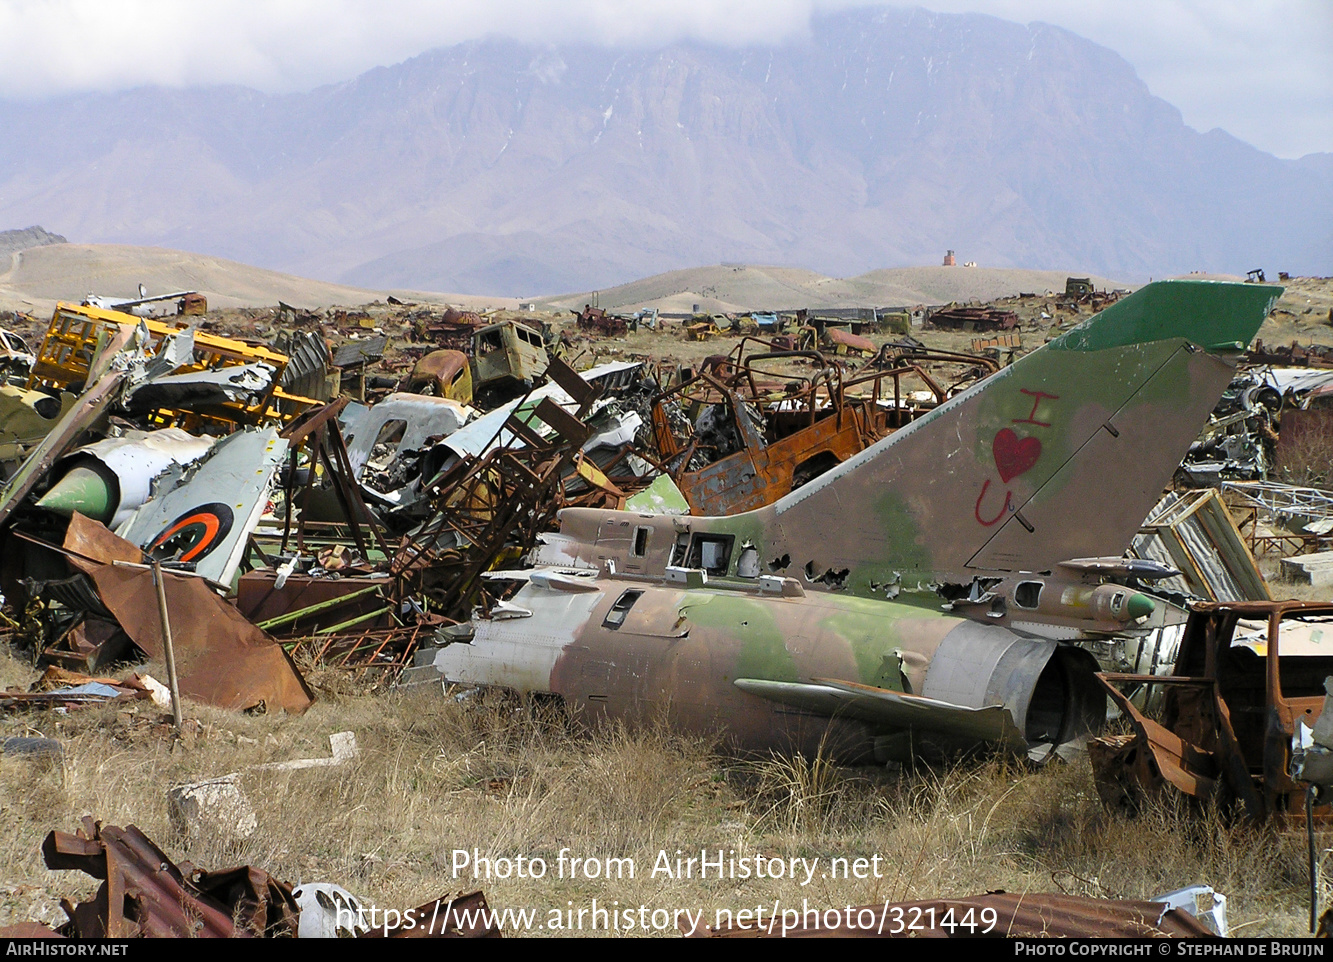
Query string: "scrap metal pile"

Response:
xmin=7 ymin=278 xmax=1333 ymax=937
xmin=0 ymin=817 xmax=497 ymax=939
xmin=1177 ymin=340 xmax=1333 ymax=488
xmin=0 ymin=298 xmax=998 ymax=713
xmin=5 ymin=283 xmax=1333 ymax=828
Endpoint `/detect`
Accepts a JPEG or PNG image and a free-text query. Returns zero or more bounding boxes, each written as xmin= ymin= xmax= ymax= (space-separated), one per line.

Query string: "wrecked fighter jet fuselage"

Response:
xmin=436 ymin=570 xmax=1106 ymax=763
xmin=431 ymin=281 xmax=1281 ymax=763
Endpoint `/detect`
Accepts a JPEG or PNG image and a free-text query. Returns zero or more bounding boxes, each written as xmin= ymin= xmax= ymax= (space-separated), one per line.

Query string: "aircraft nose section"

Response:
xmin=1126 ymin=593 xmax=1155 ymax=621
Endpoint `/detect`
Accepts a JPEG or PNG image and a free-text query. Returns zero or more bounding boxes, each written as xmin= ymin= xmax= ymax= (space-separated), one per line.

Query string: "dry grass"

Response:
xmin=0 ymin=643 xmax=1320 ymax=936
xmin=1260 ymin=555 xmax=1332 ymax=603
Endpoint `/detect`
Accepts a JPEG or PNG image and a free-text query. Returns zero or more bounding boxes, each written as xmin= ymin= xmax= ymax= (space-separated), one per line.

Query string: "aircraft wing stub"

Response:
xmin=733 ymin=677 xmax=1028 ymax=753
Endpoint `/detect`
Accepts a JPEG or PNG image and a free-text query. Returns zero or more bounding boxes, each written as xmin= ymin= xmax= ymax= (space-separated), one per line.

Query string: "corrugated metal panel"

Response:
xmin=1131 ymin=489 xmax=1269 ymax=601
xmin=333 ymin=335 xmax=388 ymax=368
xmin=275 ymin=330 xmax=331 ymax=401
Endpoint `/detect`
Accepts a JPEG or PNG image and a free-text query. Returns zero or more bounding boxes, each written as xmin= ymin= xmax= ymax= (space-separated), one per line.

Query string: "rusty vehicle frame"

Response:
xmin=471 ymin=319 xmax=550 ymax=406
xmin=575 ymin=305 xmax=628 ymax=337
xmin=1091 ymin=599 xmax=1333 ymax=821
xmin=649 ymin=346 xmax=882 ymax=514
xmin=648 ymin=338 xmax=1001 ymax=514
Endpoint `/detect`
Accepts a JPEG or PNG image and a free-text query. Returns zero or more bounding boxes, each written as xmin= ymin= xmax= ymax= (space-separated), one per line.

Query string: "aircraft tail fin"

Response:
xmin=756 ymin=280 xmax=1277 ymax=587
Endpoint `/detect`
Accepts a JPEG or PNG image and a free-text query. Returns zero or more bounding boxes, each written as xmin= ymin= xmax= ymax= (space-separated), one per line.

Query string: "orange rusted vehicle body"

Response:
xmin=1092 ymin=600 xmax=1333 ymax=821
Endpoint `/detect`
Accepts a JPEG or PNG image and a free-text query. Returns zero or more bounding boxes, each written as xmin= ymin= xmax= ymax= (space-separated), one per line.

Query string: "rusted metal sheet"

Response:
xmin=821 ymin=326 xmax=875 ymax=355
xmin=360 ymin=891 xmax=502 ymax=938
xmin=687 ymin=891 xmax=1215 ymax=938
xmin=0 ymin=923 xmax=63 ymax=937
xmin=928 ymin=305 xmax=1019 ymax=331
xmin=63 ymin=514 xmax=314 ymax=714
xmin=88 ymin=564 xmax=315 ymax=713
xmin=41 ymin=817 xmax=300 ymax=938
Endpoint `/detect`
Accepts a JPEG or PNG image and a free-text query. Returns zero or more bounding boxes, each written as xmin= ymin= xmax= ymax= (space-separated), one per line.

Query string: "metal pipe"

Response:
xmin=152 ymin=560 xmax=183 ymax=732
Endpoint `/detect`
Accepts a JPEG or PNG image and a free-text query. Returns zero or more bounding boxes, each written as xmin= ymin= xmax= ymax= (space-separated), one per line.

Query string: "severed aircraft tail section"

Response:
xmin=552 ymin=280 xmax=1277 ymax=596
xmin=736 ymin=279 xmax=1278 ymax=590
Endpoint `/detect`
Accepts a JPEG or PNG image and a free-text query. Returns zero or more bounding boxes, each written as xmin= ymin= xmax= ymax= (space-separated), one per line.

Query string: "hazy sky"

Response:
xmin=1 ymin=1 xmax=1328 ymax=158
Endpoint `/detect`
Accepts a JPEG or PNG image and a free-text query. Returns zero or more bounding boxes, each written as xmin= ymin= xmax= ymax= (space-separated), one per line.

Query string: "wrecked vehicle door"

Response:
xmin=1092 ymin=600 xmax=1333 ymax=820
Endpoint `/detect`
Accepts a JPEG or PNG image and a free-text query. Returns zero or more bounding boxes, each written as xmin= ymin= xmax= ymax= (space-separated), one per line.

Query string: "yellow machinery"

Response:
xmin=27 ymin=303 xmax=320 ymax=430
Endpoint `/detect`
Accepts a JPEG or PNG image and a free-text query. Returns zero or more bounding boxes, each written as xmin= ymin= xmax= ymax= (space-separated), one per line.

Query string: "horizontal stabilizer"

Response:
xmin=733 ymin=677 xmax=1027 ymax=752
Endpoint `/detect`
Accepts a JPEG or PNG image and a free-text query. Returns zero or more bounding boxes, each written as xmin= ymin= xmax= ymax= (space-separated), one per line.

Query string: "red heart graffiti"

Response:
xmin=993 ymin=428 xmax=1041 ymax=483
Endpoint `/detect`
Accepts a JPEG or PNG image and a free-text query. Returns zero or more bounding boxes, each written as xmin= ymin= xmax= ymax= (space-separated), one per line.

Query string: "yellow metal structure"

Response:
xmin=27 ymin=303 xmax=319 ymax=429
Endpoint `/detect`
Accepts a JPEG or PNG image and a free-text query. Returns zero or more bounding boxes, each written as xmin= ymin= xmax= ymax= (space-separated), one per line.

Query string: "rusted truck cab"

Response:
xmin=405 ymin=349 xmax=473 ymax=404
xmin=471 ymin=321 xmax=549 ymax=407
xmin=1093 ymin=601 xmax=1333 ymax=820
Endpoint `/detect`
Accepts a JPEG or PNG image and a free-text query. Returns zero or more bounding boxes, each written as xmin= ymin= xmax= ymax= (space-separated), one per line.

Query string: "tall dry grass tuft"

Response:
xmin=746 ymin=744 xmax=846 ymax=835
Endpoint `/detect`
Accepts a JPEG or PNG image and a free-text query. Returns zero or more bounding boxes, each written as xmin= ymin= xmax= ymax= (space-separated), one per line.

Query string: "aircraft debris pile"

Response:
xmin=1178 ymin=343 xmax=1333 ymax=487
xmin=431 ymin=281 xmax=1283 ymax=766
xmin=0 ymin=816 xmax=498 ymax=939
xmin=0 ymin=280 xmax=1305 ymax=784
xmin=8 ymin=277 xmax=1332 ymax=938
xmin=0 ymin=299 xmax=675 ymax=706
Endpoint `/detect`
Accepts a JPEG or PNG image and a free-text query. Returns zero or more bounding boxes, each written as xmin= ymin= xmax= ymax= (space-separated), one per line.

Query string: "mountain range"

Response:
xmin=1 ymin=6 xmax=1328 ymax=295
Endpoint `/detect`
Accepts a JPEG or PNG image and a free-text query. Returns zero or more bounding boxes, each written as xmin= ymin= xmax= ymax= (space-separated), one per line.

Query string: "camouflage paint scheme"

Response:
xmin=549 ymin=281 xmax=1276 ymax=599
xmin=436 ymin=281 xmax=1278 ymax=759
xmin=436 ymin=573 xmax=1104 ymax=761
